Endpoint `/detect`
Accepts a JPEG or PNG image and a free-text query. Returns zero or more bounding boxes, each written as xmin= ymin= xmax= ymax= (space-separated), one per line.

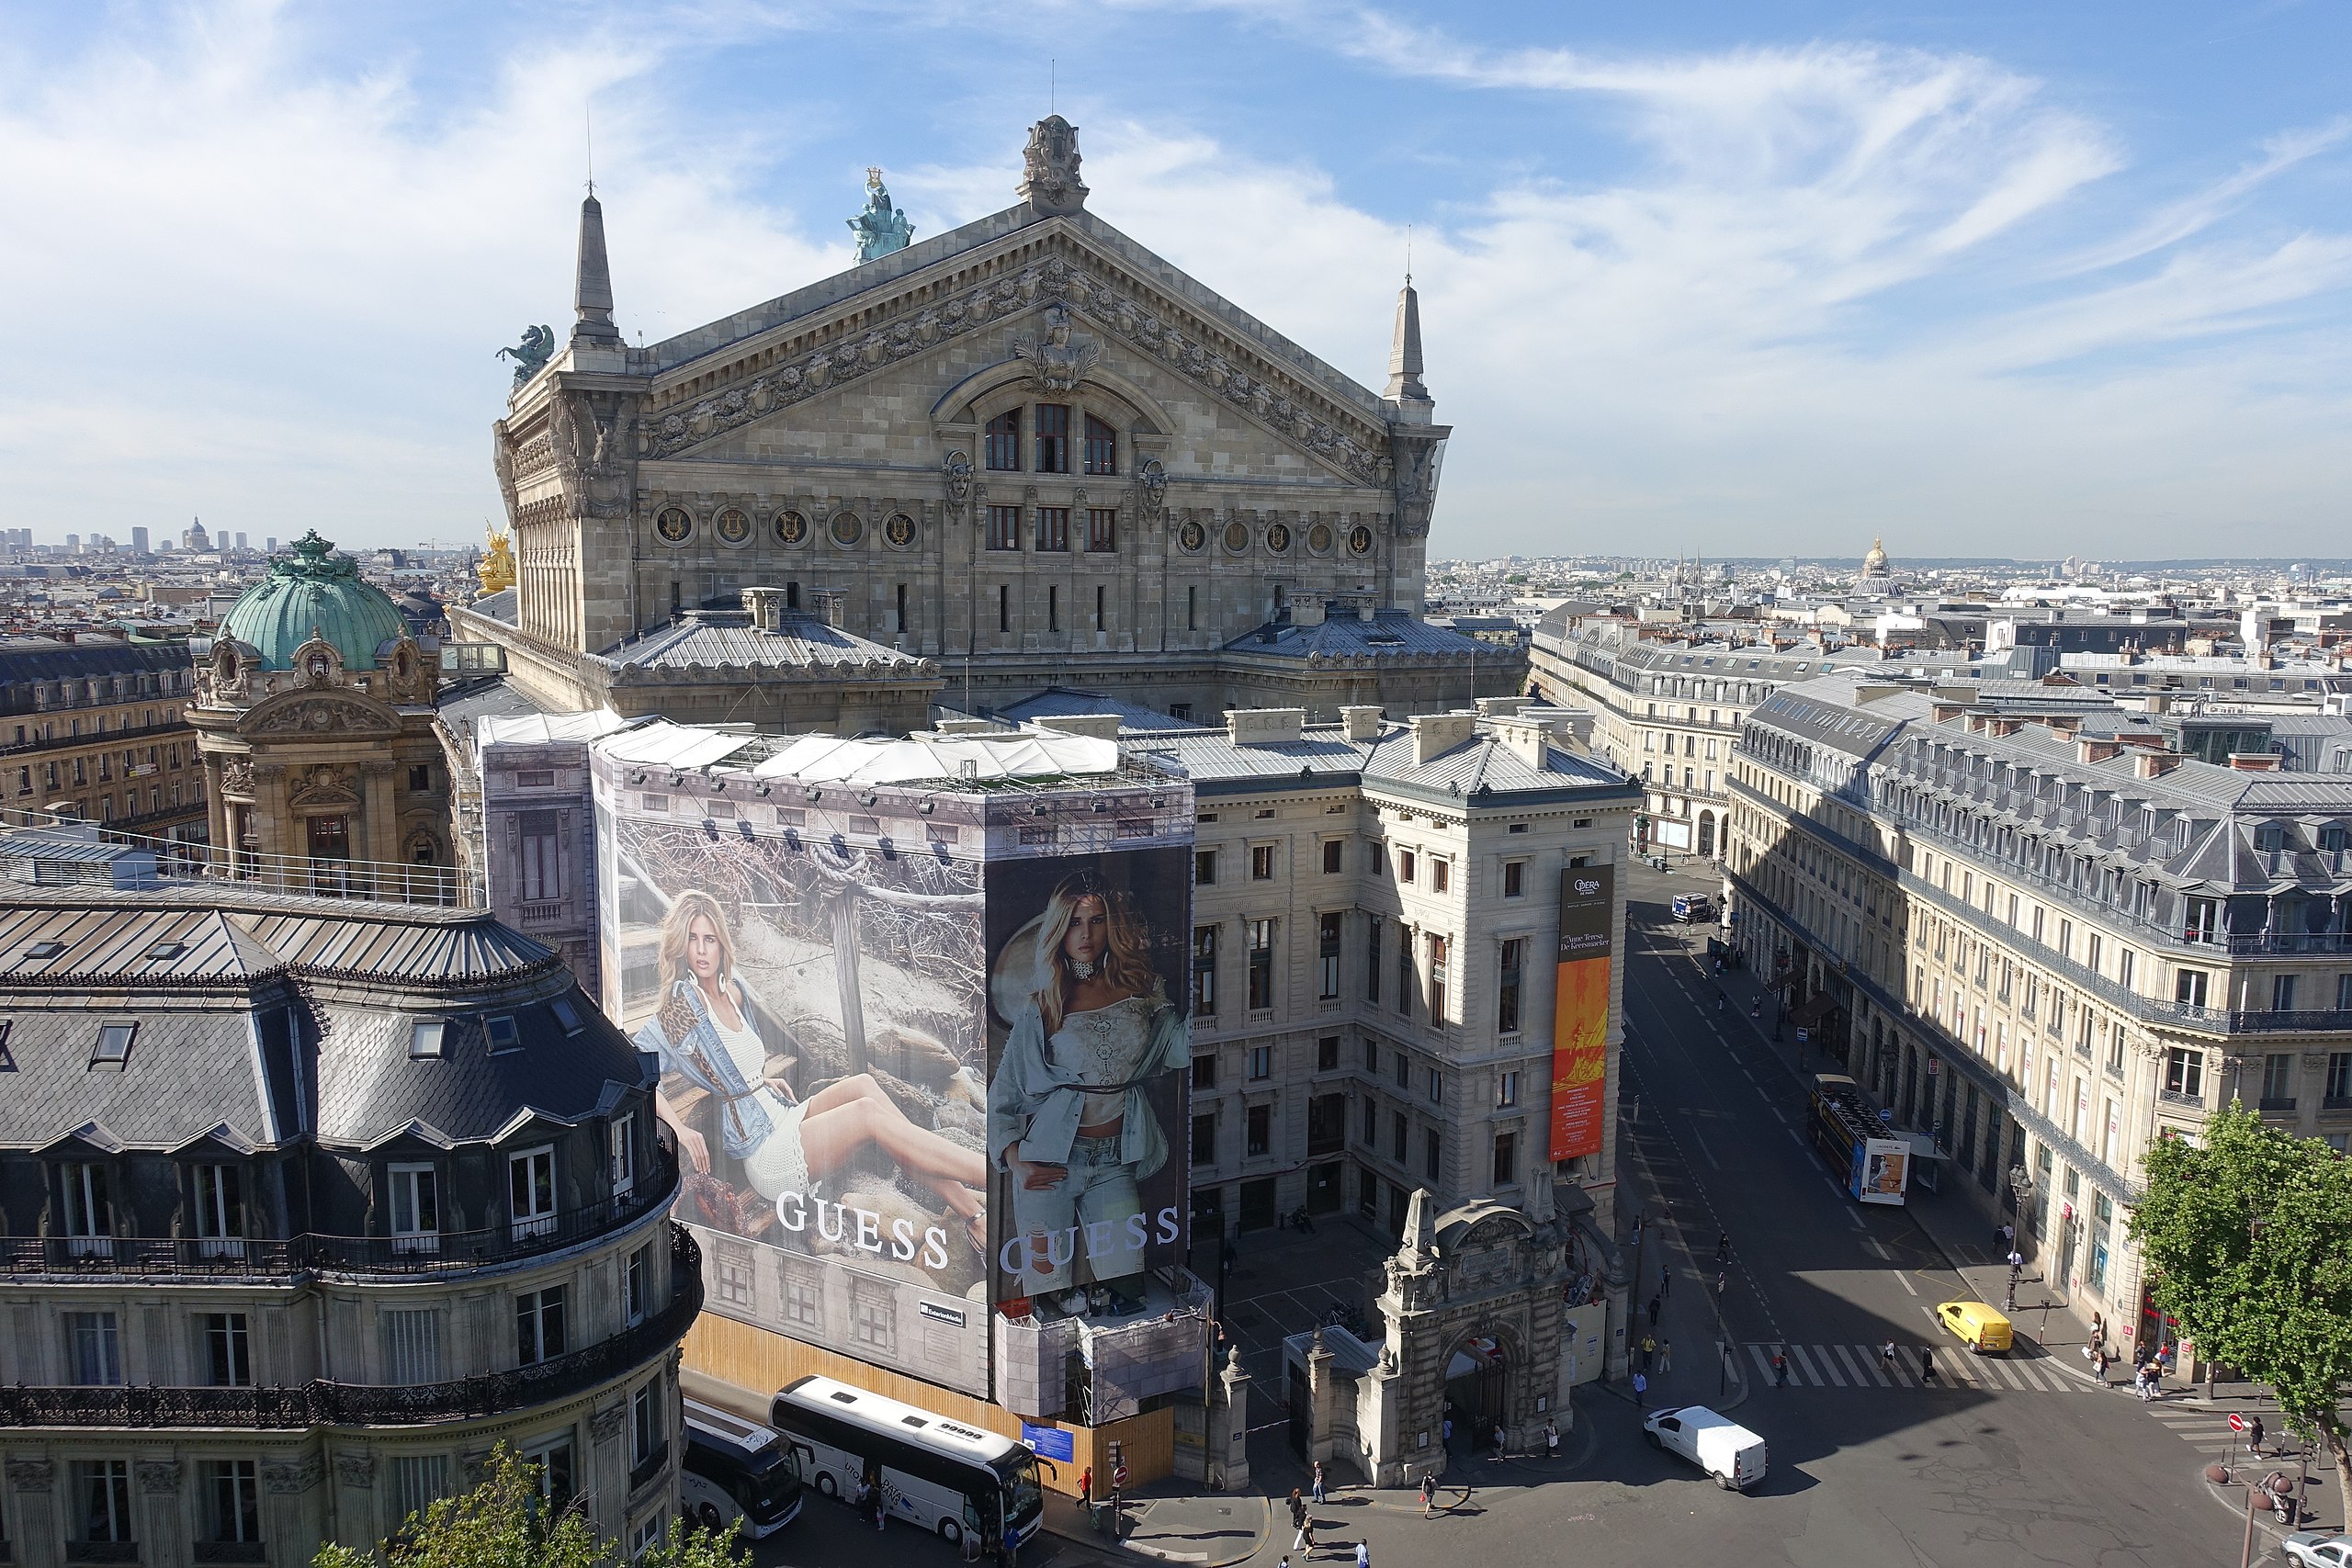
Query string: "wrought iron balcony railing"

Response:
xmin=0 ymin=1228 xmax=699 ymax=1431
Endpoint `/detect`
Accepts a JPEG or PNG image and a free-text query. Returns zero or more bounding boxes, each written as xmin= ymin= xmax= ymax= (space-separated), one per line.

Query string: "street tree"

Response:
xmin=313 ymin=1446 xmax=749 ymax=1568
xmin=2131 ymin=1101 xmax=2352 ymax=1520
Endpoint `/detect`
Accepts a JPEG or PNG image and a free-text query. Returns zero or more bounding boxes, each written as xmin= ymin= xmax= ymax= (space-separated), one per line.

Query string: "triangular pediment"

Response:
xmin=636 ymin=217 xmax=1405 ymax=485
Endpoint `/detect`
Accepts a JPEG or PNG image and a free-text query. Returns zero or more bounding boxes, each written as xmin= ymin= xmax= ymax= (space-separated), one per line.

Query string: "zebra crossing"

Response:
xmin=1740 ymin=1342 xmax=2098 ymax=1394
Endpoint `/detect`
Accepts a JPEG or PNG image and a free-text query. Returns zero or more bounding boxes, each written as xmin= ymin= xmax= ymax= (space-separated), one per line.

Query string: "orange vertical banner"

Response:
xmin=1549 ymin=865 xmax=1615 ymax=1161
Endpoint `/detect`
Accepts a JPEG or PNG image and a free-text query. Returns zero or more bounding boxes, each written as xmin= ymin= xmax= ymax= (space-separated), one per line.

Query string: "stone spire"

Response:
xmin=571 ymin=191 xmax=620 ymax=345
xmin=1402 ymin=1186 xmax=1438 ymax=1256
xmin=1385 ymin=275 xmax=1432 ymax=421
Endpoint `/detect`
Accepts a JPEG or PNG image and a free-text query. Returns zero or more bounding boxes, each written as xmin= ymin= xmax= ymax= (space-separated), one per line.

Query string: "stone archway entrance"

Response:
xmin=1697 ymin=810 xmax=1715 ymax=858
xmin=1442 ymin=1333 xmax=1511 ymax=1457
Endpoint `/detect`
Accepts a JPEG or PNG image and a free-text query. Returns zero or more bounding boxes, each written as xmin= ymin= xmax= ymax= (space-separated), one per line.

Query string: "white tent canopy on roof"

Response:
xmin=751 ymin=731 xmax=1118 ymax=784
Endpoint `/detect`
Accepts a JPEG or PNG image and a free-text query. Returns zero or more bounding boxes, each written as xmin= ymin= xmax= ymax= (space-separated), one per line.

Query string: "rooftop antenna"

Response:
xmin=585 ymin=104 xmax=595 ymax=197
xmin=1050 ymin=58 xmax=1057 ymax=114
xmin=1406 ymin=224 xmax=1413 ymax=286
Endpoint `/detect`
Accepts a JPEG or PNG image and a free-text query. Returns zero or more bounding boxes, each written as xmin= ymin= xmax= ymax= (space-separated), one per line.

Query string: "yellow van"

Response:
xmin=1935 ymin=1300 xmax=2014 ymax=1354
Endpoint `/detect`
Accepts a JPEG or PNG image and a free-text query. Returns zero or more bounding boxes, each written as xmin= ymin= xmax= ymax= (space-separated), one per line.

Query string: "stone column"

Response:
xmin=362 ymin=762 xmax=399 ymax=896
xmin=1306 ymin=1328 xmax=1339 ymax=1463
xmin=1207 ymin=1345 xmax=1251 ymax=1493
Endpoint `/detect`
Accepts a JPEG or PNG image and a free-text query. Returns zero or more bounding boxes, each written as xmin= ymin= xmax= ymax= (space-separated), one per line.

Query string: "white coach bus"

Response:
xmin=770 ymin=1374 xmax=1046 ymax=1562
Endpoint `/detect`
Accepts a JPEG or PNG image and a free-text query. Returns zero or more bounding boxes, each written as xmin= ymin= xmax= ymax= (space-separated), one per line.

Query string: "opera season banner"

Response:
xmin=605 ymin=804 xmax=995 ymax=1395
xmin=1549 ymin=863 xmax=1615 ymax=1161
xmin=984 ymin=848 xmax=1192 ymax=1311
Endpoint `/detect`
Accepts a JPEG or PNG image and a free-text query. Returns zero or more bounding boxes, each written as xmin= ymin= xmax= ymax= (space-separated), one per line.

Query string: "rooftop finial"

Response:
xmin=1018 ymin=116 xmax=1088 ymax=217
xmin=1385 ymin=265 xmax=1430 ymax=417
xmin=571 ymin=178 xmax=620 ymax=346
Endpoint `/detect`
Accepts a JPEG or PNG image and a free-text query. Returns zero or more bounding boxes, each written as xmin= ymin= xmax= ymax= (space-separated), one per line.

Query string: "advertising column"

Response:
xmin=1548 ymin=864 xmax=1614 ymax=1162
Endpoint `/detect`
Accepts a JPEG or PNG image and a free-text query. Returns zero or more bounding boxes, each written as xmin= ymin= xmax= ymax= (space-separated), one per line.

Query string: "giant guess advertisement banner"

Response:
xmin=1549 ymin=863 xmax=1615 ymax=1161
xmin=598 ymin=783 xmax=1190 ymax=1398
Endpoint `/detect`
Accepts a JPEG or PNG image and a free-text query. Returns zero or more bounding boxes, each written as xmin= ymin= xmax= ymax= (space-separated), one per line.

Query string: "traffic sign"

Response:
xmin=2229 ymin=1413 xmax=2247 ymax=1433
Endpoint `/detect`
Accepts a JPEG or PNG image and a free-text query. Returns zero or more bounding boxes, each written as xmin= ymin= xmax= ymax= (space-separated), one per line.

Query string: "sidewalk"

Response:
xmin=1041 ymin=1485 xmax=1272 ymax=1566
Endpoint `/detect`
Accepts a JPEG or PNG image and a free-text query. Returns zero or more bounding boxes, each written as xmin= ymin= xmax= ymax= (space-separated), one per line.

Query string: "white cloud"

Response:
xmin=0 ymin=2 xmax=2345 ymax=561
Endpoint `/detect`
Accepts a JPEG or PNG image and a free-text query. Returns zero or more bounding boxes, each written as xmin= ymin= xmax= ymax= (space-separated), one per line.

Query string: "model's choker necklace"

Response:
xmin=1069 ymin=957 xmax=1100 ymax=980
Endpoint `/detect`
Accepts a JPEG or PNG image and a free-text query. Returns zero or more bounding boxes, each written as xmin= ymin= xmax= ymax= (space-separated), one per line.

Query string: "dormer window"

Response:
xmin=550 ymin=996 xmax=585 ymax=1035
xmin=408 ymin=1020 xmax=447 ymax=1060
xmin=484 ymin=1014 xmax=521 ymax=1055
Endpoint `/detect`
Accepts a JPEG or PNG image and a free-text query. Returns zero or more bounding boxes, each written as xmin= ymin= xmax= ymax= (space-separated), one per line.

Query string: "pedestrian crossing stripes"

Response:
xmin=1740 ymin=1343 xmax=2094 ymax=1393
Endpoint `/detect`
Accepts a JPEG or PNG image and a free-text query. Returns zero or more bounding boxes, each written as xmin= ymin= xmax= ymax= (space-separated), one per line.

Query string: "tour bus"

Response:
xmin=681 ymin=1398 xmax=804 ymax=1539
xmin=1809 ymin=1072 xmax=1909 ymax=1206
xmin=771 ymin=1375 xmax=1045 ymax=1560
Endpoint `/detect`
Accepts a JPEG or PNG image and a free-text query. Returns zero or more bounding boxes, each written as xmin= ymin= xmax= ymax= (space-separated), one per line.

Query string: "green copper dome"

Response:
xmin=217 ymin=531 xmax=411 ymax=671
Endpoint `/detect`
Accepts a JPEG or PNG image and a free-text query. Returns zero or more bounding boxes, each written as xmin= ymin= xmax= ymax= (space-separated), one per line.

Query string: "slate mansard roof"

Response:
xmin=1743 ymin=672 xmax=2352 ymax=897
xmin=0 ymin=887 xmax=650 ymax=1157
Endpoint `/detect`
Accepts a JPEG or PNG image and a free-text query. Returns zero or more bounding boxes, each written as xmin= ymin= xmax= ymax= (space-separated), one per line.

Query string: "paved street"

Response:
xmin=752 ymin=855 xmax=2305 ymax=1568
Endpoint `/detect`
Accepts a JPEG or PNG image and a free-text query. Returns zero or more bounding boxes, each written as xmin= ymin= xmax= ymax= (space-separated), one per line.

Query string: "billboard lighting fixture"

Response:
xmin=1031 ymin=802 xmax=1049 ymax=816
xmin=628 ymin=770 xmax=646 ymax=784
xmin=754 ymin=783 xmax=771 ymax=795
xmin=860 ymin=791 xmax=879 ymax=807
xmin=917 ymin=799 xmax=934 ymax=814
xmin=709 ymin=777 xmax=726 ymax=792
xmin=668 ymin=772 xmax=685 ymax=787
xmin=805 ymin=786 xmax=821 ymax=801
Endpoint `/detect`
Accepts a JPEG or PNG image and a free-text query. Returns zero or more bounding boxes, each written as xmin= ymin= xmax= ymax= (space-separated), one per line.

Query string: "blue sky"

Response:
xmin=2 ymin=1 xmax=2348 ymax=560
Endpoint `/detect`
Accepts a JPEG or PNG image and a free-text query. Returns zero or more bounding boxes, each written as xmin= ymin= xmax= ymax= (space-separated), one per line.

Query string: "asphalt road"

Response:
xmin=1601 ymin=858 xmax=2253 ymax=1567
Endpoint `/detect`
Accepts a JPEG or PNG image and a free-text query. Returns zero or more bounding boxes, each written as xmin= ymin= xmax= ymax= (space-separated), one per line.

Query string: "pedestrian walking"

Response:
xmin=1289 ymin=1490 xmax=1311 ymax=1553
xmin=1357 ymin=1543 xmax=1371 ymax=1568
xmin=1647 ymin=1294 xmax=1661 ymax=1330
xmin=2247 ymin=1415 xmax=2266 ymax=1456
xmin=1715 ymin=1269 xmax=1727 ymax=1301
xmin=1079 ymin=1465 xmax=1093 ymax=1508
xmin=1631 ymin=1370 xmax=1648 ymax=1410
xmin=1879 ymin=1340 xmax=1896 ymax=1374
xmin=1312 ymin=1460 xmax=1327 ymax=1505
xmin=1661 ymin=1263 xmax=1672 ymax=1301
xmin=1639 ymin=1334 xmax=1655 ymax=1372
xmin=1658 ymin=1338 xmax=1673 ymax=1374
xmin=1716 ymin=1232 xmax=1731 ymax=1265
xmin=1920 ymin=1348 xmax=1937 ymax=1385
xmin=1442 ymin=1416 xmax=1453 ymax=1452
xmin=1771 ymin=1349 xmax=1789 ymax=1387
xmin=1491 ymin=1426 xmax=1506 ymax=1464
xmin=1419 ymin=1470 xmax=1436 ymax=1518
xmin=1544 ymin=1418 xmax=1560 ymax=1461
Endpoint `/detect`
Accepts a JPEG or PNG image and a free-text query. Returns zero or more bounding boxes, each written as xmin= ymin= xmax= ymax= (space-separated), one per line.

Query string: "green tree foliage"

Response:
xmin=313 ymin=1446 xmax=749 ymax=1568
xmin=2132 ymin=1102 xmax=2352 ymax=1520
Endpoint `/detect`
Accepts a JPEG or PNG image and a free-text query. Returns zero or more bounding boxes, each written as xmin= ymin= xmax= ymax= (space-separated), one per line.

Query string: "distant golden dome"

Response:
xmin=1862 ymin=536 xmax=1890 ymax=574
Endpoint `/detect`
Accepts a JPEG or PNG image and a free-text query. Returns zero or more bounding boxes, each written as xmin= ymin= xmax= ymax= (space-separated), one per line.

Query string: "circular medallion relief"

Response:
xmin=654 ymin=506 xmax=693 ymax=546
xmin=1223 ymin=521 xmax=1250 ymax=554
xmin=1178 ymin=520 xmax=1207 ymax=554
xmin=714 ymin=507 xmax=752 ymax=547
xmin=829 ymin=512 xmax=864 ymax=547
xmin=1348 ymin=524 xmax=1375 ymax=558
xmin=883 ymin=513 xmax=917 ymax=549
xmin=1265 ymin=522 xmax=1292 ymax=554
xmin=1307 ymin=522 xmax=1334 ymax=556
xmin=774 ymin=509 xmax=808 ymax=546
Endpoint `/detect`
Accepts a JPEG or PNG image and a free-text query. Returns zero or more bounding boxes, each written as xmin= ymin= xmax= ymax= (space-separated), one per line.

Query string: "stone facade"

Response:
xmin=190 ymin=627 xmax=453 ymax=898
xmin=460 ymin=118 xmax=1508 ymax=727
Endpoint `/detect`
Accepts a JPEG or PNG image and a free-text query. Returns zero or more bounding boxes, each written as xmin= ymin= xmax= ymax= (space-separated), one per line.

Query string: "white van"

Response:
xmin=1643 ymin=1405 xmax=1768 ymax=1492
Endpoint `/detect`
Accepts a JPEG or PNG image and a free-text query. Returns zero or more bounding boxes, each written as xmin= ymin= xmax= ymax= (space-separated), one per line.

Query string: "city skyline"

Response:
xmin=2 ymin=3 xmax=2347 ymax=557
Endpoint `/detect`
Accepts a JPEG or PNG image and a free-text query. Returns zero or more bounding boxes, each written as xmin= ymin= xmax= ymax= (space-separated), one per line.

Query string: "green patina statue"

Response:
xmin=496 ymin=324 xmax=556 ymax=384
xmin=848 ymin=167 xmax=914 ymax=263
